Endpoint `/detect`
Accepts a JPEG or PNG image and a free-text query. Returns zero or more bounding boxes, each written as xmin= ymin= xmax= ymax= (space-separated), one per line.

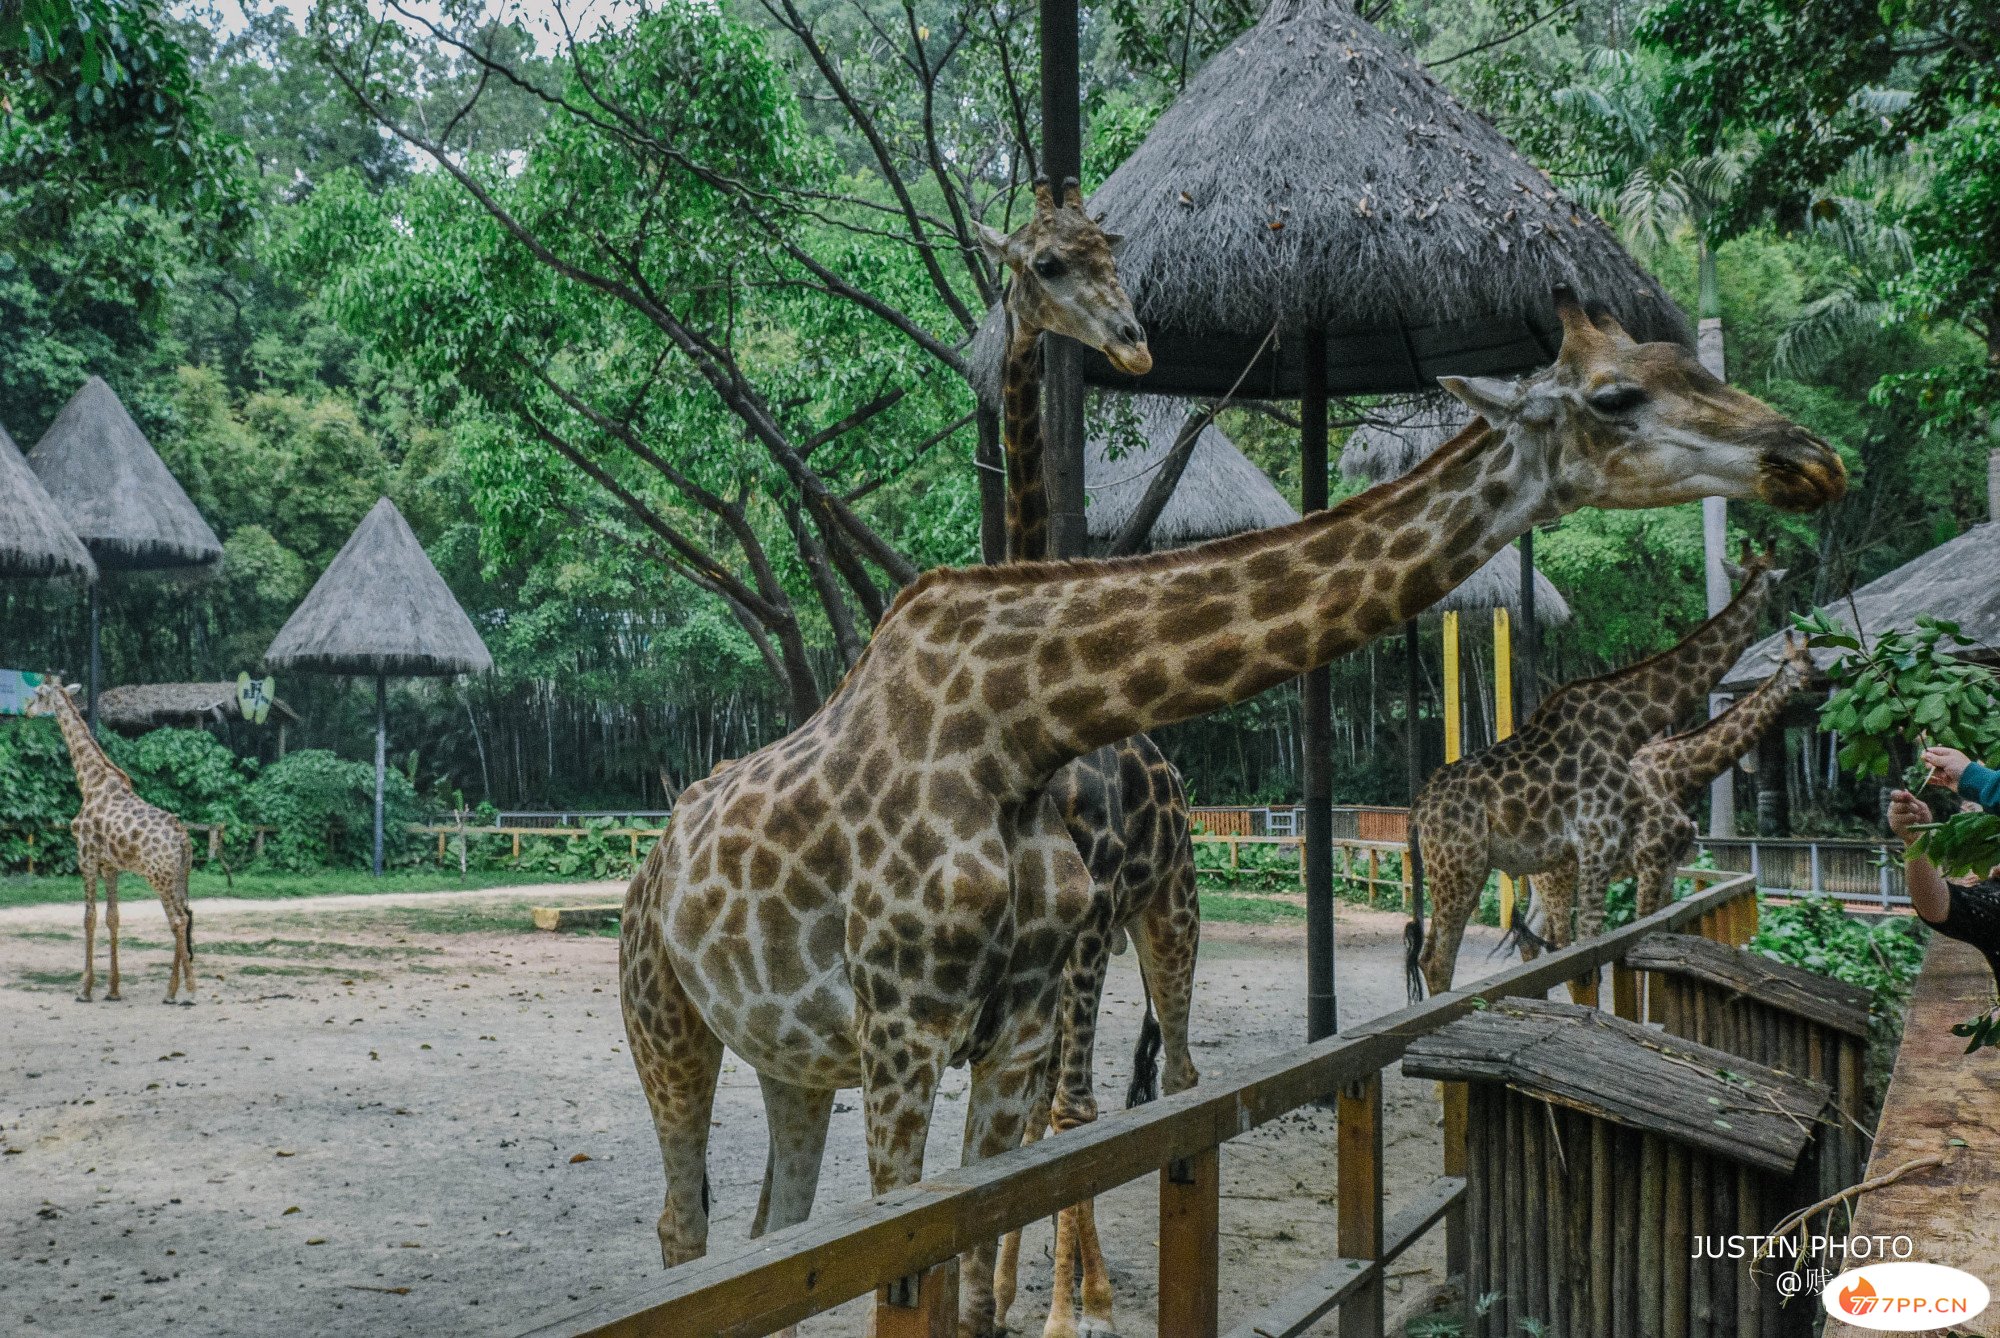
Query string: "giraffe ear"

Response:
xmin=1438 ymin=374 xmax=1524 ymax=423
xmin=975 ymin=223 xmax=1015 ymax=265
xmin=1102 ymin=231 xmax=1127 ymax=255
xmin=65 ymin=684 xmax=81 ymax=698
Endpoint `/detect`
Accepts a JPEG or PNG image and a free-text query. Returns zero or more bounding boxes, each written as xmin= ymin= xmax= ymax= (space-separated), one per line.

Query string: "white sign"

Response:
xmin=0 ymin=670 xmax=47 ymax=716
xmin=236 ymin=673 xmax=276 ymax=725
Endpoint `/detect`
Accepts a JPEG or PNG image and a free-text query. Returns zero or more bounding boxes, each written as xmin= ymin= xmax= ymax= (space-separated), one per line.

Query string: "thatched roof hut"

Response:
xmin=98 ymin=682 xmax=300 ymax=733
xmin=1086 ymin=396 xmax=1296 ymax=548
xmin=1 ymin=421 xmax=96 ymax=581
xmin=25 ymin=377 xmax=222 ymax=571
xmin=1720 ymin=524 xmax=2000 ymax=692
xmin=1338 ymin=395 xmax=1468 ymax=485
xmin=1433 ymin=545 xmax=1570 ymax=626
xmin=968 ymin=0 xmax=1687 ymax=402
xmin=265 ymin=498 xmax=491 ymax=677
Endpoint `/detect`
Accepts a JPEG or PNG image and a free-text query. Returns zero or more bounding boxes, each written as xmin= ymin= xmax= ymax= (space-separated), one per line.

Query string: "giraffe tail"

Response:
xmin=1403 ymin=918 xmax=1425 ymax=1003
xmin=1125 ymin=980 xmax=1162 ymax=1109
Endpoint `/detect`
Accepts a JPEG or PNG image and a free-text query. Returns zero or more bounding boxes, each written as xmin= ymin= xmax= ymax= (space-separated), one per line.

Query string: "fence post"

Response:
xmin=1442 ymin=1080 xmax=1468 ymax=1283
xmin=26 ymin=831 xmax=35 ymax=877
xmin=1749 ymin=841 xmax=1760 ymax=885
xmin=208 ymin=825 xmax=222 ymax=863
xmin=875 ymin=1259 xmax=957 ymax=1338
xmin=1338 ymin=1074 xmax=1384 ymax=1338
xmin=1879 ymin=850 xmax=1892 ymax=910
xmin=1612 ymin=963 xmax=1641 ymax=1021
xmin=1809 ymin=843 xmax=1822 ymax=894
xmin=1159 ymin=1147 xmax=1220 ymax=1338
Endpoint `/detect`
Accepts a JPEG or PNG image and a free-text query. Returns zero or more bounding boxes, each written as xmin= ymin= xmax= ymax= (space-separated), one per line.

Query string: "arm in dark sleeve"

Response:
xmin=1957 ymin=762 xmax=2000 ymax=813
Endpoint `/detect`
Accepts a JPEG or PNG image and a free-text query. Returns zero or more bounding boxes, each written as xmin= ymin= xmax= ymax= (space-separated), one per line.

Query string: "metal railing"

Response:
xmin=1696 ymin=836 xmax=1909 ymax=910
xmin=517 ymin=868 xmax=1758 ymax=1338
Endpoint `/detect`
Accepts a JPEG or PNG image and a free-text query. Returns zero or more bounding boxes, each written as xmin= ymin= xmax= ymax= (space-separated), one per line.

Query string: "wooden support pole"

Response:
xmin=875 ymin=1260 xmax=957 ymax=1338
xmin=1612 ymin=963 xmax=1641 ymax=1021
xmin=1443 ymin=1081 xmax=1469 ymax=1285
xmin=1160 ymin=1149 xmax=1220 ymax=1338
xmin=1303 ymin=329 xmax=1335 ymax=1041
xmin=1337 ymin=1075 xmax=1384 ymax=1338
xmin=1493 ymin=606 xmax=1517 ymax=941
xmin=1443 ymin=610 xmax=1462 ymax=764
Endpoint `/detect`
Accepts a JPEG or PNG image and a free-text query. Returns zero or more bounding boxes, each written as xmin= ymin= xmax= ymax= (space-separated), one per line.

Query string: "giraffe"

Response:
xmin=979 ymin=175 xmax=1200 ymax=1338
xmin=25 ymin=678 xmax=196 ymax=1005
xmin=1410 ymin=552 xmax=1787 ymax=999
xmin=1620 ymin=632 xmax=1813 ymax=920
xmin=618 ymin=287 xmax=1845 ymax=1336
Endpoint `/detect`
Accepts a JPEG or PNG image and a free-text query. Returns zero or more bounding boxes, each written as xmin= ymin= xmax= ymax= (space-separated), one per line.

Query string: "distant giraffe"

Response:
xmin=618 ymin=288 xmax=1844 ymax=1337
xmin=1619 ymin=632 xmax=1812 ymax=920
xmin=27 ymin=678 xmax=196 ymax=1004
xmin=1412 ymin=554 xmax=1785 ymax=998
xmin=980 ymin=176 xmax=1198 ymax=1338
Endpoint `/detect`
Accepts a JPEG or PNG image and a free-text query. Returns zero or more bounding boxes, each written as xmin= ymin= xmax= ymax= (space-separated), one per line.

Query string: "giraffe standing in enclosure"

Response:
xmin=1411 ymin=553 xmax=1787 ymax=998
xmin=1620 ymin=632 xmax=1813 ymax=919
xmin=618 ymin=288 xmax=1845 ymax=1336
xmin=980 ymin=176 xmax=1201 ymax=1338
xmin=26 ymin=678 xmax=196 ymax=1004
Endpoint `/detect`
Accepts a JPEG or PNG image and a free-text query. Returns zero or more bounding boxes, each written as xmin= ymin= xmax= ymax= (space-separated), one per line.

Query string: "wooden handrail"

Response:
xmin=516 ymin=869 xmax=1756 ymax=1338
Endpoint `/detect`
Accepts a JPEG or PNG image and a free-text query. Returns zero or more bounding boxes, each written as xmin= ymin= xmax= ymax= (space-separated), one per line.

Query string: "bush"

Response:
xmin=247 ymin=750 xmax=421 ymax=871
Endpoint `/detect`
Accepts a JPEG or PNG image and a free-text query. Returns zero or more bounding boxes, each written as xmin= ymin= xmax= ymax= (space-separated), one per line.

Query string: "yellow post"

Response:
xmin=1443 ymin=611 xmax=1462 ymax=764
xmin=1493 ymin=607 xmax=1517 ymax=932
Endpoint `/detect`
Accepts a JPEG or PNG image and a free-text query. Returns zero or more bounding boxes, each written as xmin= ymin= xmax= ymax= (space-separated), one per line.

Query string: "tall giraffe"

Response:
xmin=1411 ymin=553 xmax=1786 ymax=997
xmin=26 ymin=678 xmax=196 ymax=1004
xmin=1621 ymin=632 xmax=1812 ymax=919
xmin=978 ymin=175 xmax=1200 ymax=1338
xmin=618 ymin=288 xmax=1845 ymax=1336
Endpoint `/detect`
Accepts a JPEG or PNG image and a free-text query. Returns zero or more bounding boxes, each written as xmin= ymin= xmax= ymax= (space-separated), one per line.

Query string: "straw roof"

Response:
xmin=99 ymin=682 xmax=300 ymax=732
xmin=968 ymin=0 xmax=1687 ymax=402
xmin=25 ymin=377 xmax=222 ymax=571
xmin=1720 ymin=524 xmax=2000 ymax=692
xmin=265 ymin=498 xmax=492 ymax=677
xmin=1 ymin=421 xmax=96 ymax=581
xmin=1429 ymin=544 xmax=1570 ymax=626
xmin=1086 ymin=396 xmax=1298 ymax=548
xmin=1339 ymin=395 xmax=1469 ymax=484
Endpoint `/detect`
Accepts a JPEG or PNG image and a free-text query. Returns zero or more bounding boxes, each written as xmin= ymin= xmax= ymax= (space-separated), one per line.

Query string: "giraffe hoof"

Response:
xmin=75 ymin=993 xmax=94 ymax=1003
xmin=104 ymin=992 xmax=122 ymax=1002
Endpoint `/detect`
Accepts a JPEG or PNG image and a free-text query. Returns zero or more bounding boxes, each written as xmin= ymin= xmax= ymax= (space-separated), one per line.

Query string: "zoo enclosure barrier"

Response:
xmin=3 ymin=820 xmax=271 ymax=874
xmin=1694 ymin=836 xmax=1909 ymax=911
xmin=516 ymin=868 xmax=1761 ymax=1338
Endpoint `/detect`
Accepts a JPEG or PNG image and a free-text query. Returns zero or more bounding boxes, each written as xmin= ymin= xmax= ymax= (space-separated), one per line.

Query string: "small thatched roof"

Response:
xmin=1429 ymin=545 xmax=1570 ymax=625
xmin=1086 ymin=396 xmax=1297 ymax=548
xmin=265 ymin=498 xmax=492 ymax=678
xmin=25 ymin=377 xmax=222 ymax=571
xmin=99 ymin=682 xmax=300 ymax=732
xmin=1339 ymin=395 xmax=1468 ymax=484
xmin=1720 ymin=524 xmax=2000 ymax=692
xmin=1 ymin=421 xmax=96 ymax=581
xmin=969 ymin=0 xmax=1687 ymax=402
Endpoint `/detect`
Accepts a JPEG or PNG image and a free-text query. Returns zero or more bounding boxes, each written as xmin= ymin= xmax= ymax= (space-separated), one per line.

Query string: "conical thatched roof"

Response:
xmin=26 ymin=377 xmax=222 ymax=571
xmin=1428 ymin=544 xmax=1570 ymax=626
xmin=265 ymin=498 xmax=491 ymax=677
xmin=1 ymin=421 xmax=96 ymax=581
xmin=1719 ymin=524 xmax=2000 ymax=693
xmin=1087 ymin=396 xmax=1298 ymax=548
xmin=969 ymin=0 xmax=1687 ymax=402
xmin=1339 ymin=395 xmax=1468 ymax=484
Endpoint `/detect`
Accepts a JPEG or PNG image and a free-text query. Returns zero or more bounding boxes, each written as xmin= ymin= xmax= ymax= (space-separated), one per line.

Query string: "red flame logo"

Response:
xmin=1840 ymin=1276 xmax=1879 ymax=1315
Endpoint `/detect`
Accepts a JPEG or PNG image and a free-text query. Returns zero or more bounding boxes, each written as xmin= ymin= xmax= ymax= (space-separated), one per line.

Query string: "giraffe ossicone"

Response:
xmin=26 ymin=677 xmax=198 ymax=1005
xmin=619 ymin=285 xmax=1844 ymax=1337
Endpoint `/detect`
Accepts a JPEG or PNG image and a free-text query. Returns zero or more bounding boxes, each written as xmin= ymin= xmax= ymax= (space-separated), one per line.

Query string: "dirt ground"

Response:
xmin=0 ymin=881 xmax=1508 ymax=1337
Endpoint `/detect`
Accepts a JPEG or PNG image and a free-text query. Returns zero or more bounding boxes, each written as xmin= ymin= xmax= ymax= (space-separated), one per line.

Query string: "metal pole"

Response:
xmin=976 ymin=406 xmax=1006 ymax=565
xmin=1403 ymin=619 xmax=1425 ymax=991
xmin=374 ymin=674 xmax=387 ymax=878
xmin=1038 ymin=0 xmax=1086 ymax=560
xmin=87 ymin=580 xmax=102 ymax=735
xmin=1517 ymin=531 xmax=1539 ymax=719
xmin=1698 ymin=242 xmax=1735 ymax=839
xmin=1302 ymin=331 xmax=1335 ymax=1042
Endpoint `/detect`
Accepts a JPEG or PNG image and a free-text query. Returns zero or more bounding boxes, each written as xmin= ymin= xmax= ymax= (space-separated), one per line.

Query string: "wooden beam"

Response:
xmin=1159 ymin=1149 xmax=1220 ymax=1338
xmin=1337 ymin=1075 xmax=1384 ymax=1338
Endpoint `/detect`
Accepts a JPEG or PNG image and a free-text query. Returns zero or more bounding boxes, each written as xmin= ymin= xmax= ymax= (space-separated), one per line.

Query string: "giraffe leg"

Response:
xmin=960 ymin=1017 xmax=1057 ymax=1338
xmin=103 ymin=870 xmax=122 ymax=1001
xmin=748 ymin=1074 xmax=834 ymax=1239
xmin=993 ymin=1078 xmax=1050 ymax=1335
xmin=1630 ymin=814 xmax=1695 ymax=920
xmin=145 ymin=865 xmax=189 ymax=1004
xmin=1131 ymin=858 xmax=1200 ymax=1099
xmin=76 ymin=864 xmax=98 ymax=1002
xmin=621 ymin=920 xmax=725 ymax=1267
xmin=172 ymin=849 xmax=197 ymax=1002
xmin=1043 ymin=949 xmax=1110 ymax=1338
xmin=1416 ymin=841 xmax=1488 ymax=997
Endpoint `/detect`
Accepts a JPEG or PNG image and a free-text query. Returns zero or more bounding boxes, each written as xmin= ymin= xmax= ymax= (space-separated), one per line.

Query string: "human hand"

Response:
xmin=1923 ymin=746 xmax=1973 ymax=789
xmin=1887 ymin=789 xmax=1932 ymax=844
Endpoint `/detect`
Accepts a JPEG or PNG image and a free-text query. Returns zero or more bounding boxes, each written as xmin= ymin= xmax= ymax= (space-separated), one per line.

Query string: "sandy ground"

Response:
xmin=0 ymin=881 xmax=1509 ymax=1337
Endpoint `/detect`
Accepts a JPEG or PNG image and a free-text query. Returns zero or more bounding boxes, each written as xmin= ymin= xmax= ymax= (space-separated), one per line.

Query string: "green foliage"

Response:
xmin=1751 ymin=895 xmax=1928 ymax=1078
xmin=1801 ymin=610 xmax=2000 ymax=783
xmin=246 ymin=749 xmax=419 ymax=872
xmin=504 ymin=818 xmax=642 ymax=881
xmin=104 ymin=726 xmax=254 ymax=827
xmin=0 ymin=718 xmax=84 ymax=873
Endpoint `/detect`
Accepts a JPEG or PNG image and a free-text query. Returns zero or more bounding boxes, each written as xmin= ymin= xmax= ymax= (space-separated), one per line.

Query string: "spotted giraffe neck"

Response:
xmin=1000 ymin=312 xmax=1050 ymax=562
xmin=47 ymin=689 xmax=129 ymax=801
xmin=1643 ymin=656 xmax=1805 ymax=800
xmin=1537 ymin=572 xmax=1777 ymax=747
xmin=874 ymin=416 xmax=1555 ymax=794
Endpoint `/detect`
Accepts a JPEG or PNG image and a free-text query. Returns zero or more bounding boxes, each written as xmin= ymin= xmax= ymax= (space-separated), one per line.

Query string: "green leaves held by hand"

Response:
xmin=1797 ymin=610 xmax=2000 ymax=781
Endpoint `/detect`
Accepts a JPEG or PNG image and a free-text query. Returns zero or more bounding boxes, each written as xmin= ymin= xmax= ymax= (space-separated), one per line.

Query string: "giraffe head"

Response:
xmin=978 ymin=178 xmax=1152 ymax=375
xmin=1440 ymin=287 xmax=1846 ymax=515
xmin=23 ymin=677 xmax=78 ymax=719
xmin=1779 ymin=630 xmax=1813 ymax=677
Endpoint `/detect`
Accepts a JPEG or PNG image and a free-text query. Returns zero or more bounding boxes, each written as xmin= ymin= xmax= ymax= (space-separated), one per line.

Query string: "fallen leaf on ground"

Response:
xmin=305 ymin=1238 xmax=326 ymax=1246
xmin=569 ymin=1152 xmax=591 ymax=1164
xmin=345 ymin=1284 xmax=410 ymax=1295
xmin=282 ymin=1206 xmax=300 ymax=1216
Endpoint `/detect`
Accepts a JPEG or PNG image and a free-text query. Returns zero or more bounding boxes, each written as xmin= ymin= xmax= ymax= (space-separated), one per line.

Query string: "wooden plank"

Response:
xmin=1160 ymin=1148 xmax=1219 ymax=1338
xmin=1624 ymin=933 xmax=1870 ymax=1037
xmin=531 ymin=904 xmax=623 ymax=931
xmin=1337 ymin=1075 xmax=1383 ymax=1338
xmin=520 ymin=875 xmax=1757 ymax=1338
xmin=1638 ymin=1135 xmax=1663 ymax=1338
xmin=1442 ymin=1081 xmax=1468 ymax=1281
xmin=874 ymin=1260 xmax=956 ymax=1338
xmin=1823 ymin=937 xmax=2000 ymax=1338
xmin=1612 ymin=963 xmax=1641 ymax=1022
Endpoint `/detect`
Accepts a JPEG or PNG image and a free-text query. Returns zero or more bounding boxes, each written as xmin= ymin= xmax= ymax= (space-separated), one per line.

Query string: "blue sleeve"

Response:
xmin=1960 ymin=762 xmax=2000 ymax=813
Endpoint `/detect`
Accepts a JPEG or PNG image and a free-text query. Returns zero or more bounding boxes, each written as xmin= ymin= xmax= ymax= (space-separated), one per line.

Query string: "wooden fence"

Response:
xmin=1696 ymin=837 xmax=1908 ymax=909
xmin=516 ymin=868 xmax=1759 ymax=1338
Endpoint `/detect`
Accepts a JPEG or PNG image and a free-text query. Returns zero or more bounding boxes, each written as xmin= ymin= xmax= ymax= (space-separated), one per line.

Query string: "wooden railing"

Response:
xmin=1695 ymin=836 xmax=1909 ymax=909
xmin=1192 ymin=833 xmax=1409 ymax=901
xmin=516 ymin=868 xmax=1759 ymax=1338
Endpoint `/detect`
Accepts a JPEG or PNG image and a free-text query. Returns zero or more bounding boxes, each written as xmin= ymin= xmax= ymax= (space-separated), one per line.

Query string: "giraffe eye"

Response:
xmin=1033 ymin=255 xmax=1068 ymax=280
xmin=1587 ymin=384 xmax=1648 ymax=415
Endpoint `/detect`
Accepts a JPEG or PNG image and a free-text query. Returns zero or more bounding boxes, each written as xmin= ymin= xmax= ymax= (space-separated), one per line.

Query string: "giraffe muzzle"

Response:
xmin=1104 ymin=341 xmax=1153 ymax=376
xmin=1755 ymin=432 xmax=1847 ymax=512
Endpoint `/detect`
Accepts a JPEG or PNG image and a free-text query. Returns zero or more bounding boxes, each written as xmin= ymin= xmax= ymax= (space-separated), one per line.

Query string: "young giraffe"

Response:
xmin=1620 ymin=632 xmax=1813 ymax=920
xmin=618 ymin=288 xmax=1845 ymax=1336
xmin=26 ymin=678 xmax=196 ymax=1004
xmin=1411 ymin=553 xmax=1786 ymax=998
xmin=980 ymin=176 xmax=1201 ymax=1338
